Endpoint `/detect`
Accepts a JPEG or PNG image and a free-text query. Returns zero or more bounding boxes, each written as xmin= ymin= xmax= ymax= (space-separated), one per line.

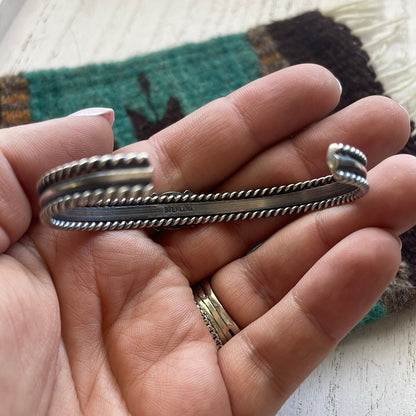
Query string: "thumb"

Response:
xmin=0 ymin=108 xmax=114 ymax=252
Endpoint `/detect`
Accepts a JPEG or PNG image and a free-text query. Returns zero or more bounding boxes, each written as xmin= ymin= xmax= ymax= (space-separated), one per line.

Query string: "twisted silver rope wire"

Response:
xmin=37 ymin=143 xmax=369 ymax=231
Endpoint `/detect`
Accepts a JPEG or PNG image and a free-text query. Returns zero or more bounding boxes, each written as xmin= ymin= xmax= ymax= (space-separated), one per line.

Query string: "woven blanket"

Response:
xmin=1 ymin=9 xmax=415 ymax=327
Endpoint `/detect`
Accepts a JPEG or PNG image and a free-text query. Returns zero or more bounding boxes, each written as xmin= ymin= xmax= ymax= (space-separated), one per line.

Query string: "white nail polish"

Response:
xmin=395 ymin=235 xmax=403 ymax=250
xmin=335 ymin=77 xmax=343 ymax=95
xmin=68 ymin=107 xmax=115 ymax=126
xmin=399 ymin=103 xmax=409 ymax=117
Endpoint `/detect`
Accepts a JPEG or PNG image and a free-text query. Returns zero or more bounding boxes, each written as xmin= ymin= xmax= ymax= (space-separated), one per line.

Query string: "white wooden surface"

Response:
xmin=1 ymin=1 xmax=416 ymax=415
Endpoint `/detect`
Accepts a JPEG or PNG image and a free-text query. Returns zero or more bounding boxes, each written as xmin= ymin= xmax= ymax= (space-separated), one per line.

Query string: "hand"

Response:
xmin=1 ymin=64 xmax=415 ymax=416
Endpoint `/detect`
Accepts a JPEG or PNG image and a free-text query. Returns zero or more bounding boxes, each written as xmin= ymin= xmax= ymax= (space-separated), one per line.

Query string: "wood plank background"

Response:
xmin=1 ymin=1 xmax=415 ymax=415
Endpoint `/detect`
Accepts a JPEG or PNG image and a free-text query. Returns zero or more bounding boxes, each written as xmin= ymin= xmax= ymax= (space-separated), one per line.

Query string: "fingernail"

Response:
xmin=399 ymin=103 xmax=409 ymax=117
xmin=395 ymin=235 xmax=403 ymax=250
xmin=335 ymin=77 xmax=343 ymax=95
xmin=68 ymin=107 xmax=115 ymax=126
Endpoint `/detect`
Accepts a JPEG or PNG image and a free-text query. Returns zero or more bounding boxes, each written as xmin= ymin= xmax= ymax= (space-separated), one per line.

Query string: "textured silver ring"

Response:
xmin=193 ymin=279 xmax=240 ymax=349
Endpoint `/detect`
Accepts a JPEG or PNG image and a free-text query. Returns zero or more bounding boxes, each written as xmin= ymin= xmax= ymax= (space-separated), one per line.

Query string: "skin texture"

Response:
xmin=0 ymin=64 xmax=415 ymax=416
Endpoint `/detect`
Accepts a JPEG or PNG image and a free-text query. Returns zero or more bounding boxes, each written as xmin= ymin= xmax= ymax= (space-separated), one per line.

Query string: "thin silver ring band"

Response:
xmin=193 ymin=279 xmax=241 ymax=349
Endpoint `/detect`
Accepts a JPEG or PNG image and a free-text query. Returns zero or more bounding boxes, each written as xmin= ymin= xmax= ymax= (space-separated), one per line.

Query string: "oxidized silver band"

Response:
xmin=37 ymin=143 xmax=369 ymax=231
xmin=193 ymin=279 xmax=240 ymax=349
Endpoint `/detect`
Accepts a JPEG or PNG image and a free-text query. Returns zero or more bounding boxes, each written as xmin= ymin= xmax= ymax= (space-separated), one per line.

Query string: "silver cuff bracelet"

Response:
xmin=37 ymin=143 xmax=369 ymax=231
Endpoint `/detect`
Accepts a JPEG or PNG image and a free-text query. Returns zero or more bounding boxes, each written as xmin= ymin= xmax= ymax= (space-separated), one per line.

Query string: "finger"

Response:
xmin=220 ymin=95 xmax=410 ymax=190
xmin=0 ymin=112 xmax=114 ymax=252
xmin=120 ymin=63 xmax=341 ymax=192
xmin=211 ymin=153 xmax=416 ymax=326
xmin=0 ymin=111 xmax=114 ymax=208
xmin=219 ymin=228 xmax=401 ymax=415
xmin=155 ymin=97 xmax=410 ymax=282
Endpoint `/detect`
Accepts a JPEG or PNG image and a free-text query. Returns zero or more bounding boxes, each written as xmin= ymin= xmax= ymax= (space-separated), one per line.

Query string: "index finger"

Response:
xmin=121 ymin=64 xmax=342 ymax=193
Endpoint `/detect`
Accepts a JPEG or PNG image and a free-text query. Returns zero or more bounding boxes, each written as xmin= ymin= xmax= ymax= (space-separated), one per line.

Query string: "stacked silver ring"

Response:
xmin=193 ymin=279 xmax=241 ymax=349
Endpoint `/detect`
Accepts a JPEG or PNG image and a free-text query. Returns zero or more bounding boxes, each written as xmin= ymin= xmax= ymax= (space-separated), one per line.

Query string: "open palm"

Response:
xmin=2 ymin=65 xmax=415 ymax=416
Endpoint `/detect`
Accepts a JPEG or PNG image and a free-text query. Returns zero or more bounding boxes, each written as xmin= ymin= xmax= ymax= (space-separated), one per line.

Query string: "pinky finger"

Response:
xmin=218 ymin=227 xmax=401 ymax=416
